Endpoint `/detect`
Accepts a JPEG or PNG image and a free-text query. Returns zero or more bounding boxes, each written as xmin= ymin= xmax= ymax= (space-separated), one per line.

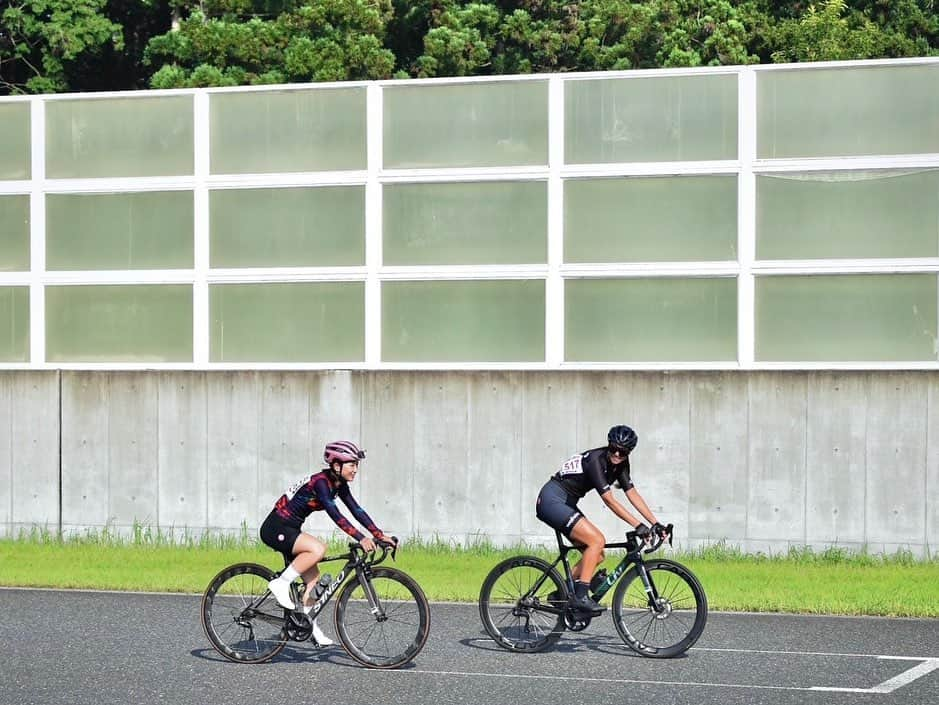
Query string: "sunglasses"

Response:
xmin=608 ymin=445 xmax=630 ymax=457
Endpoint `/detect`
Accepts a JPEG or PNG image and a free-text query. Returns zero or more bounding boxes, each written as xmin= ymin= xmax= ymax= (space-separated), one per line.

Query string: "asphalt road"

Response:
xmin=1 ymin=588 xmax=937 ymax=705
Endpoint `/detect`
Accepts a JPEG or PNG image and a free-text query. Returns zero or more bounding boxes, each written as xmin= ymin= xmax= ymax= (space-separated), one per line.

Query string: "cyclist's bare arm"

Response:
xmin=625 ymin=487 xmax=659 ymax=526
xmin=600 ymin=489 xmax=644 ymax=528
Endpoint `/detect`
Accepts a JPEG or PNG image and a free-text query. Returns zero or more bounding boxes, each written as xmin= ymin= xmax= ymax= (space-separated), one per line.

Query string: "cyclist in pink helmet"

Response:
xmin=260 ymin=440 xmax=394 ymax=645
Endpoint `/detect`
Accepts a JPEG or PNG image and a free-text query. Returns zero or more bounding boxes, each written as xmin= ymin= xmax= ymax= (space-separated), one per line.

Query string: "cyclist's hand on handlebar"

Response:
xmin=359 ymin=537 xmax=377 ymax=553
xmin=375 ymin=534 xmax=398 ymax=548
xmin=651 ymin=522 xmax=671 ymax=540
xmin=634 ymin=524 xmax=652 ymax=541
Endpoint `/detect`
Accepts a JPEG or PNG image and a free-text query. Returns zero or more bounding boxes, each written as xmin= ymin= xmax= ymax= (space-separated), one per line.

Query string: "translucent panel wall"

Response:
xmin=565 ymin=74 xmax=738 ymax=163
xmin=0 ymin=287 xmax=29 ymax=362
xmin=383 ymin=81 xmax=549 ymax=168
xmin=382 ymin=280 xmax=545 ymax=362
xmin=0 ymin=103 xmax=30 ymax=180
xmin=2 ymin=60 xmax=938 ymax=368
xmin=565 ymin=278 xmax=738 ymax=362
xmin=45 ymin=285 xmax=193 ymax=362
xmin=210 ymin=282 xmax=365 ymax=362
xmin=565 ymin=176 xmax=737 ymax=263
xmin=45 ymin=96 xmax=193 ymax=178
xmin=46 ymin=192 xmax=194 ymax=270
xmin=757 ymin=64 xmax=939 ymax=158
xmin=210 ymin=88 xmax=367 ymax=173
xmin=210 ymin=187 xmax=365 ymax=267
xmin=756 ymin=275 xmax=938 ymax=361
xmin=383 ymin=181 xmax=547 ymax=265
xmin=757 ymin=170 xmax=939 ymax=260
xmin=0 ymin=195 xmax=30 ymax=271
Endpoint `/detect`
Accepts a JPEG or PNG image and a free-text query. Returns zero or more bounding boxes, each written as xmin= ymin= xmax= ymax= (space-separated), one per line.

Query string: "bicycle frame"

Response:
xmin=534 ymin=530 xmax=669 ymax=614
xmin=283 ymin=543 xmax=395 ymax=622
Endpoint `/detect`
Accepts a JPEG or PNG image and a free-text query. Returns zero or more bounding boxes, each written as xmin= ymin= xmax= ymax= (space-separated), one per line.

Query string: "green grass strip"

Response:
xmin=1 ymin=528 xmax=937 ymax=618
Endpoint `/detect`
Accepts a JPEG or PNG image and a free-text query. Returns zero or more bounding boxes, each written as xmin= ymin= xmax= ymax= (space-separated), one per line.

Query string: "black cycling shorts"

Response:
xmin=259 ymin=511 xmax=302 ymax=565
xmin=536 ymin=478 xmax=584 ymax=538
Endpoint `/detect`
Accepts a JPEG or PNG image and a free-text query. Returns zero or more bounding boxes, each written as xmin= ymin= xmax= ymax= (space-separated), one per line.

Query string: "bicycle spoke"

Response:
xmin=201 ymin=563 xmax=287 ymax=664
xmin=335 ymin=568 xmax=430 ymax=669
xmin=612 ymin=560 xmax=708 ymax=658
xmin=479 ymin=557 xmax=565 ymax=653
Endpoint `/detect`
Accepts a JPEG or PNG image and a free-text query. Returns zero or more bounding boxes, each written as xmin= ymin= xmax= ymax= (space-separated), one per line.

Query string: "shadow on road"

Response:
xmin=458 ymin=631 xmax=689 ymax=659
xmin=190 ymin=644 xmax=422 ymax=670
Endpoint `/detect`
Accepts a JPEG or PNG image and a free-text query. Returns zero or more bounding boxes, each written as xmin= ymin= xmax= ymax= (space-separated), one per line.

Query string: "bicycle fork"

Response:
xmin=635 ymin=563 xmax=667 ymax=615
xmin=356 ymin=565 xmax=388 ymax=622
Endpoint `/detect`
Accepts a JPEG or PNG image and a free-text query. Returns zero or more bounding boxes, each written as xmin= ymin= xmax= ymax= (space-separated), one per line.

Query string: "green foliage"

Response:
xmin=2 ymin=0 xmax=937 ymax=92
xmin=0 ymin=0 xmax=123 ymax=93
xmin=415 ymin=3 xmax=500 ymax=76
xmin=576 ymin=1 xmax=660 ymax=70
xmin=768 ymin=0 xmax=885 ymax=62
xmin=406 ymin=0 xmax=763 ymax=76
xmin=655 ymin=0 xmax=761 ymax=67
xmin=144 ymin=1 xmax=396 ymax=87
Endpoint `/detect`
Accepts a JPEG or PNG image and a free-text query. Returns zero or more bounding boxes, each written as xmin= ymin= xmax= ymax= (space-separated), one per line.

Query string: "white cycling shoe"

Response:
xmin=267 ymin=578 xmax=296 ymax=610
xmin=311 ymin=619 xmax=334 ymax=646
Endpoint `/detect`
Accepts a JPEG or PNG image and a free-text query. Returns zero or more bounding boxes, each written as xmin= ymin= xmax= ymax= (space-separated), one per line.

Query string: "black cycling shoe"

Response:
xmin=570 ymin=594 xmax=604 ymax=616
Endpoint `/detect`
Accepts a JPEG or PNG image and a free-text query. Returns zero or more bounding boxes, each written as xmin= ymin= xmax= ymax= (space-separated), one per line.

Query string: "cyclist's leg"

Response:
xmin=290 ymin=533 xmax=327 ymax=606
xmin=536 ymin=480 xmax=584 ymax=541
xmin=536 ymin=482 xmax=606 ymax=582
xmin=260 ymin=513 xmax=306 ymax=608
xmin=568 ymin=518 xmax=605 ymax=584
xmin=570 ymin=547 xmax=606 ymax=581
xmin=291 ymin=534 xmax=333 ymax=645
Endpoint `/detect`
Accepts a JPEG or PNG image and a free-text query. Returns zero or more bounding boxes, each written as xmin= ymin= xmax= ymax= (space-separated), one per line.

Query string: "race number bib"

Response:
xmin=284 ymin=477 xmax=308 ymax=499
xmin=558 ymin=454 xmax=583 ymax=476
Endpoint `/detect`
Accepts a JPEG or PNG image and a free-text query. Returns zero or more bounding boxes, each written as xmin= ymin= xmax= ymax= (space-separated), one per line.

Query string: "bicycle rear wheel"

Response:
xmin=201 ymin=563 xmax=288 ymax=664
xmin=478 ymin=556 xmax=566 ymax=653
xmin=611 ymin=558 xmax=707 ymax=658
xmin=334 ymin=567 xmax=430 ymax=669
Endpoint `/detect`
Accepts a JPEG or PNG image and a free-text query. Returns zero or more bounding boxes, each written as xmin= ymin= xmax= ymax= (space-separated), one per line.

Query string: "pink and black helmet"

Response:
xmin=324 ymin=440 xmax=366 ymax=465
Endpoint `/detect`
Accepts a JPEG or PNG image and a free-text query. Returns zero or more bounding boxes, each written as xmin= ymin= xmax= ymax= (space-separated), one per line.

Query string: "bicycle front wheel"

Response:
xmin=478 ymin=556 xmax=566 ymax=653
xmin=611 ymin=558 xmax=707 ymax=658
xmin=334 ymin=566 xmax=430 ymax=669
xmin=201 ymin=562 xmax=288 ymax=664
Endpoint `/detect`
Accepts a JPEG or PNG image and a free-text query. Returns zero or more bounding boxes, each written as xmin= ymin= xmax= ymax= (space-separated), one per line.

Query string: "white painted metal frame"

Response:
xmin=1 ymin=58 xmax=938 ymax=370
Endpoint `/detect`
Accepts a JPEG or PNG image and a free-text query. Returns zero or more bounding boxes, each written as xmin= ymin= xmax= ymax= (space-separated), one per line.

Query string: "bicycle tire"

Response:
xmin=478 ymin=555 xmax=567 ymax=653
xmin=334 ymin=566 xmax=431 ymax=669
xmin=201 ymin=562 xmax=288 ymax=664
xmin=610 ymin=558 xmax=707 ymax=658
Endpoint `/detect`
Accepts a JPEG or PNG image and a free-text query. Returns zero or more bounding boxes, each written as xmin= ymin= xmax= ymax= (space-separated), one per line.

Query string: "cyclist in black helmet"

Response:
xmin=535 ymin=424 xmax=670 ymax=616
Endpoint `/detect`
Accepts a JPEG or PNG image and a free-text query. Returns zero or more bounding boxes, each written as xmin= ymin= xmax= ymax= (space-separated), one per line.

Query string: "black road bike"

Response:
xmin=479 ymin=526 xmax=707 ymax=657
xmin=201 ymin=539 xmax=430 ymax=668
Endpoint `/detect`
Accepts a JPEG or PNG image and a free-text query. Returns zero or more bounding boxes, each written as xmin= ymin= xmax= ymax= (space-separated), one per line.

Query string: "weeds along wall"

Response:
xmin=1 ymin=370 xmax=936 ymax=555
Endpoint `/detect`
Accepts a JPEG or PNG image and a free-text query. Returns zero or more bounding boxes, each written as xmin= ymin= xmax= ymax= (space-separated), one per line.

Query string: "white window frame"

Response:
xmin=0 ymin=59 xmax=937 ymax=370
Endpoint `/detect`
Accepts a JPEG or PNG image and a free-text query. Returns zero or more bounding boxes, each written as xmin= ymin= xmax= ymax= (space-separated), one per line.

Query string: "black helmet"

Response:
xmin=607 ymin=425 xmax=638 ymax=452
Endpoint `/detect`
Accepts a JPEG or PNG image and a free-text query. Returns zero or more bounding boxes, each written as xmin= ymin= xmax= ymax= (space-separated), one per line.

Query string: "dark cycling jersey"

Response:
xmin=273 ymin=470 xmax=381 ymax=541
xmin=551 ymin=447 xmax=633 ymax=499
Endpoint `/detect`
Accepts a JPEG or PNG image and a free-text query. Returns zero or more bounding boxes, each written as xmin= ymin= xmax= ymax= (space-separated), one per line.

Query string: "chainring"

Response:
xmin=285 ymin=612 xmax=313 ymax=642
xmin=564 ymin=612 xmax=591 ymax=631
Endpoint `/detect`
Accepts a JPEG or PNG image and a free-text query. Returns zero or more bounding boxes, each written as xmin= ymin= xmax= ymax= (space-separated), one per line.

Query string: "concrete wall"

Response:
xmin=1 ymin=370 xmax=936 ymax=555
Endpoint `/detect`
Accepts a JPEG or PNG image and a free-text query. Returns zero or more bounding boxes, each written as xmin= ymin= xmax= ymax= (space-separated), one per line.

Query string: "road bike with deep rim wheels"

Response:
xmin=201 ymin=538 xmax=430 ymax=668
xmin=479 ymin=525 xmax=707 ymax=657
